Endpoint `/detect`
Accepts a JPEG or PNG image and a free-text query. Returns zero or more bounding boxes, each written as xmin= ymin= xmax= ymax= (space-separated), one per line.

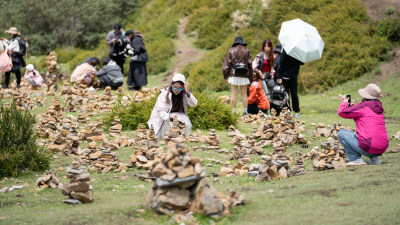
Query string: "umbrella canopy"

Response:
xmin=278 ymin=18 xmax=324 ymax=63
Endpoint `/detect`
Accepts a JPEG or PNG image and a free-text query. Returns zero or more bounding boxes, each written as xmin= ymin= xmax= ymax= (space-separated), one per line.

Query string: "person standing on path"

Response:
xmin=252 ymin=39 xmax=275 ymax=95
xmin=106 ymin=23 xmax=126 ymax=73
xmin=223 ymin=36 xmax=253 ymax=116
xmin=1 ymin=27 xmax=26 ymax=89
xmin=275 ymin=49 xmax=304 ymax=118
xmin=127 ymin=30 xmax=148 ymax=91
xmin=337 ymin=83 xmax=389 ymax=166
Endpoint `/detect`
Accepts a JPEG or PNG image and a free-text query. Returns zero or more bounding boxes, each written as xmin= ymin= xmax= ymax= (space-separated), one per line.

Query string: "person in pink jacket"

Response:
xmin=337 ymin=83 xmax=389 ymax=165
xmin=24 ymin=64 xmax=43 ymax=89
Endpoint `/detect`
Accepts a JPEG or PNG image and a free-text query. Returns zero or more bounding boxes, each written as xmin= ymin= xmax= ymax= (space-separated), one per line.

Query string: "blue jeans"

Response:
xmin=261 ymin=78 xmax=268 ymax=95
xmin=338 ymin=129 xmax=377 ymax=161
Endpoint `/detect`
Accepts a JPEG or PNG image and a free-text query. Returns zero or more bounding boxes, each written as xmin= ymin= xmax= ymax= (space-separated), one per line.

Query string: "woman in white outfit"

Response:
xmin=148 ymin=74 xmax=197 ymax=139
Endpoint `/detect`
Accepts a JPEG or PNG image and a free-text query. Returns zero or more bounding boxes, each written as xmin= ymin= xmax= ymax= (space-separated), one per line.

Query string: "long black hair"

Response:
xmin=165 ymin=81 xmax=184 ymax=105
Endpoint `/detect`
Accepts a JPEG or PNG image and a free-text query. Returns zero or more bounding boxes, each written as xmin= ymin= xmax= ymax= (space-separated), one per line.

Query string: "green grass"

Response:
xmin=1 ymin=66 xmax=400 ymax=225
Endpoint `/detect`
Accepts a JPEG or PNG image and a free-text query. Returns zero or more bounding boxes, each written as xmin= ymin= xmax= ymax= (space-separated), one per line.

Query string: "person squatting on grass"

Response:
xmin=247 ymin=71 xmax=270 ymax=114
xmin=148 ymin=74 xmax=197 ymax=139
xmin=24 ymin=64 xmax=43 ymax=89
xmin=337 ymin=83 xmax=389 ymax=165
xmin=223 ymin=36 xmax=253 ymax=116
xmin=70 ymin=57 xmax=99 ymax=87
xmin=95 ymin=57 xmax=124 ymax=90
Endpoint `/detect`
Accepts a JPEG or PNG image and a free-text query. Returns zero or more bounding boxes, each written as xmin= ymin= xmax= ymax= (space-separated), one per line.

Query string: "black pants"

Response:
xmin=109 ymin=54 xmax=125 ymax=74
xmin=282 ymin=78 xmax=300 ymax=113
xmin=248 ymin=104 xmax=268 ymax=114
xmin=4 ymin=70 xmax=21 ymax=87
xmin=99 ymin=76 xmax=123 ymax=90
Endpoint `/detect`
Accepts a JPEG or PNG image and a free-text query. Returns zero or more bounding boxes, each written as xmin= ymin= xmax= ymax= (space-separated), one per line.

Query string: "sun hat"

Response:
xmin=172 ymin=73 xmax=185 ymax=83
xmin=358 ymin=83 xmax=381 ymax=99
xmin=26 ymin=64 xmax=34 ymax=72
xmin=232 ymin=36 xmax=247 ymax=47
xmin=5 ymin=27 xmax=21 ymax=35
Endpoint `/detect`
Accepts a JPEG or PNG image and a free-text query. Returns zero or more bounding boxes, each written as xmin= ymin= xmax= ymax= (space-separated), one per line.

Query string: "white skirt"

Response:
xmin=156 ymin=112 xmax=192 ymax=139
xmin=228 ymin=77 xmax=250 ymax=86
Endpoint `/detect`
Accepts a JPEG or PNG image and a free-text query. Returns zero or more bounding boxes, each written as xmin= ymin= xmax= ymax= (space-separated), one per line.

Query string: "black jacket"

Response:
xmin=276 ymin=49 xmax=304 ymax=79
xmin=131 ymin=36 xmax=148 ymax=63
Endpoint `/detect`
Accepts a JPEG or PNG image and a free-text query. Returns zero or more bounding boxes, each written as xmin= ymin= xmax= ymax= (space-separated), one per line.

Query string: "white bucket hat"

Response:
xmin=358 ymin=83 xmax=381 ymax=99
xmin=172 ymin=73 xmax=185 ymax=83
xmin=26 ymin=64 xmax=34 ymax=72
xmin=5 ymin=27 xmax=21 ymax=35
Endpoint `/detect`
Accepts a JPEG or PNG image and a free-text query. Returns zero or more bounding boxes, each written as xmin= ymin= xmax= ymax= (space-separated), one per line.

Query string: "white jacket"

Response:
xmin=148 ymin=87 xmax=198 ymax=135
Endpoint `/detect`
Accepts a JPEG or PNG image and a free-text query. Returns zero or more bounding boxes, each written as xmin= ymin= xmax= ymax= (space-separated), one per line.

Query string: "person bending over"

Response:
xmin=70 ymin=57 xmax=99 ymax=86
xmin=24 ymin=64 xmax=43 ymax=90
xmin=337 ymin=83 xmax=389 ymax=165
xmin=96 ymin=58 xmax=124 ymax=90
xmin=148 ymin=74 xmax=197 ymax=139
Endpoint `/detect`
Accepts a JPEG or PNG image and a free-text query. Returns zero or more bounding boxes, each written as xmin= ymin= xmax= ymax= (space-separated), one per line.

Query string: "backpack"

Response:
xmin=233 ymin=47 xmax=248 ymax=75
xmin=14 ymin=37 xmax=26 ymax=55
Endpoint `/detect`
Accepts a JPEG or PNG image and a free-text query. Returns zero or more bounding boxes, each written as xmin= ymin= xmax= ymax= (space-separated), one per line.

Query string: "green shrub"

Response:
xmin=378 ymin=13 xmax=400 ymax=43
xmin=0 ymin=104 xmax=50 ymax=178
xmin=386 ymin=6 xmax=395 ymax=15
xmin=146 ymin=38 xmax=176 ymax=74
xmin=104 ymin=91 xmax=238 ymax=131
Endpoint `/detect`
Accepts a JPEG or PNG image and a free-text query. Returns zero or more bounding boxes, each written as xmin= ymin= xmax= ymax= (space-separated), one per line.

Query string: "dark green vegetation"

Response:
xmin=0 ymin=104 xmax=49 ymax=178
xmin=0 ymin=0 xmax=139 ymax=54
xmin=104 ymin=91 xmax=238 ymax=130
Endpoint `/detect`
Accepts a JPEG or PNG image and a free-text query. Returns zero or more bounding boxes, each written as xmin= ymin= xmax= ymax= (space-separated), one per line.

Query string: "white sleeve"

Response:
xmin=187 ymin=92 xmax=197 ymax=107
xmin=9 ymin=39 xmax=20 ymax=53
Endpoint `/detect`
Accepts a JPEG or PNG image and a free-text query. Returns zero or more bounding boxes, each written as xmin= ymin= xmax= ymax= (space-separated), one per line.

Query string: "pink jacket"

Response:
xmin=24 ymin=70 xmax=43 ymax=86
xmin=338 ymin=100 xmax=389 ymax=154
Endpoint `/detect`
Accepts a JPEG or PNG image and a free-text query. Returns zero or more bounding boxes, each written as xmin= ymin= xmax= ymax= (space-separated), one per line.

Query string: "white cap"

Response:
xmin=172 ymin=73 xmax=185 ymax=83
xmin=26 ymin=64 xmax=34 ymax=72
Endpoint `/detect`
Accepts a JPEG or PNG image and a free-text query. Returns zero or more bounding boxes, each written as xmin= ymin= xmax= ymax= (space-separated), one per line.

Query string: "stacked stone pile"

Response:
xmin=108 ymin=117 xmax=123 ymax=137
xmin=306 ymin=142 xmax=347 ymax=171
xmin=163 ymin=119 xmax=186 ymax=143
xmin=130 ymin=126 xmax=164 ymax=169
xmin=205 ymin=129 xmax=220 ymax=149
xmin=88 ymin=147 xmax=120 ymax=173
xmin=291 ymin=150 xmax=306 ymax=175
xmin=143 ymin=142 xmax=245 ymax=217
xmin=35 ymin=170 xmax=60 ymax=188
xmin=46 ymin=51 xmax=59 ymax=94
xmin=392 ymin=131 xmax=400 ymax=140
xmin=134 ymin=123 xmax=148 ymax=142
xmin=82 ymin=124 xmax=106 ymax=142
xmin=60 ymin=160 xmax=93 ymax=203
xmin=219 ymin=162 xmax=249 ymax=177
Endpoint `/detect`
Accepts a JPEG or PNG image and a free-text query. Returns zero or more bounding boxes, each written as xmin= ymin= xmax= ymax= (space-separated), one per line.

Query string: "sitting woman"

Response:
xmin=247 ymin=72 xmax=270 ymax=114
xmin=148 ymin=74 xmax=197 ymax=139
xmin=24 ymin=64 xmax=43 ymax=89
xmin=338 ymin=83 xmax=389 ymax=165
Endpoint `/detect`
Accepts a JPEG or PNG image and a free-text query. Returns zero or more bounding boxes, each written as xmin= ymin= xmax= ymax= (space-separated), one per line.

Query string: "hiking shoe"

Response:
xmin=2 ymin=84 xmax=8 ymax=89
xmin=346 ymin=158 xmax=366 ymax=166
xmin=369 ymin=156 xmax=381 ymax=165
xmin=17 ymin=85 xmax=21 ymax=89
xmin=242 ymin=112 xmax=248 ymax=116
xmin=294 ymin=113 xmax=300 ymax=118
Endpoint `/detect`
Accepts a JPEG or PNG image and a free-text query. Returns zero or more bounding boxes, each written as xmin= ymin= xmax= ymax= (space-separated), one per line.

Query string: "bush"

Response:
xmin=378 ymin=13 xmax=400 ymax=43
xmin=0 ymin=104 xmax=50 ymax=178
xmin=104 ymin=91 xmax=238 ymax=131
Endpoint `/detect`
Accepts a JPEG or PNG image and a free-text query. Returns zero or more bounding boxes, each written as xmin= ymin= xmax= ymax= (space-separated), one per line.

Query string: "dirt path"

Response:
xmin=358 ymin=0 xmax=400 ymax=21
xmin=163 ymin=17 xmax=205 ymax=84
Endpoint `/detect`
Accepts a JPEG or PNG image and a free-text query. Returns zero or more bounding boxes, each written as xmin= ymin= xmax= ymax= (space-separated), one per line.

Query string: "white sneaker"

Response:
xmin=369 ymin=156 xmax=381 ymax=165
xmin=294 ymin=113 xmax=300 ymax=118
xmin=346 ymin=158 xmax=367 ymax=166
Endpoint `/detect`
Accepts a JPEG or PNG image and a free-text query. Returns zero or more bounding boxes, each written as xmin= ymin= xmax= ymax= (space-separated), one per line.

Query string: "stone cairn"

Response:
xmin=46 ymin=51 xmax=59 ymax=94
xmin=204 ymin=129 xmax=220 ymax=149
xmin=291 ymin=150 xmax=306 ymax=175
xmin=391 ymin=131 xmax=400 ymax=140
xmin=305 ymin=141 xmax=347 ymax=171
xmin=36 ymin=170 xmax=60 ymax=188
xmin=135 ymin=123 xmax=148 ymax=142
xmin=143 ymin=142 xmax=245 ymax=217
xmin=163 ymin=119 xmax=186 ymax=143
xmin=219 ymin=161 xmax=250 ymax=177
xmin=60 ymin=160 xmax=93 ymax=204
xmin=247 ymin=147 xmax=293 ymax=182
xmin=130 ymin=126 xmax=164 ymax=170
xmin=227 ymin=125 xmax=240 ymax=137
xmin=108 ymin=117 xmax=123 ymax=137
xmin=225 ymin=135 xmax=264 ymax=166
xmin=88 ymin=147 xmax=120 ymax=173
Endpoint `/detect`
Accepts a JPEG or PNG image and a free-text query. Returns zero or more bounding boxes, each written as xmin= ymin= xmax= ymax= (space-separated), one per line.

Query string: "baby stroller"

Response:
xmin=269 ymin=84 xmax=290 ymax=116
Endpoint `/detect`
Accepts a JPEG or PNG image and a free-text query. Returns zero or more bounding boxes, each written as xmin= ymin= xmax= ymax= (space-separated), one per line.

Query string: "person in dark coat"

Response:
xmin=1 ymin=27 xmax=26 ymax=89
xmin=276 ymin=48 xmax=304 ymax=118
xmin=127 ymin=30 xmax=148 ymax=91
xmin=106 ymin=23 xmax=126 ymax=73
xmin=273 ymin=43 xmax=282 ymax=72
xmin=95 ymin=57 xmax=124 ymax=90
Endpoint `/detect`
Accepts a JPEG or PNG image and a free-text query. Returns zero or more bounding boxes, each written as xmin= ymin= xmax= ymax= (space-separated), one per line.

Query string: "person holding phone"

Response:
xmin=337 ymin=83 xmax=389 ymax=165
xmin=148 ymin=73 xmax=197 ymax=139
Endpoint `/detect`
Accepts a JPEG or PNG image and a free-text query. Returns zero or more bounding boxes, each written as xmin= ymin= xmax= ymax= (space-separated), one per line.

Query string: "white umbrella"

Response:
xmin=278 ymin=18 xmax=325 ymax=63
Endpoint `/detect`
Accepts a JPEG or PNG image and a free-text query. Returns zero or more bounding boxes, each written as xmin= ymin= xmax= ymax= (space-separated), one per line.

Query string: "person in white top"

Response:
xmin=148 ymin=74 xmax=198 ymax=139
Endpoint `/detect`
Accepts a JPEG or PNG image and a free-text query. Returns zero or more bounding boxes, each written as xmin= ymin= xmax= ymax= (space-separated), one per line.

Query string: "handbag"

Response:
xmin=0 ymin=47 xmax=13 ymax=73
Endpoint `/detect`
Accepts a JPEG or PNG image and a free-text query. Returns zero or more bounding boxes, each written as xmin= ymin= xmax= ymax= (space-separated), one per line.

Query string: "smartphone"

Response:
xmin=346 ymin=94 xmax=351 ymax=107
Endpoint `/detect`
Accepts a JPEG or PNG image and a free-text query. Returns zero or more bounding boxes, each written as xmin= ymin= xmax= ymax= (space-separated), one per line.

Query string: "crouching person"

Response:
xmin=95 ymin=58 xmax=124 ymax=90
xmin=338 ymin=83 xmax=389 ymax=165
xmin=148 ymin=74 xmax=197 ymax=139
xmin=248 ymin=72 xmax=270 ymax=114
xmin=70 ymin=57 xmax=99 ymax=86
xmin=24 ymin=64 xmax=43 ymax=89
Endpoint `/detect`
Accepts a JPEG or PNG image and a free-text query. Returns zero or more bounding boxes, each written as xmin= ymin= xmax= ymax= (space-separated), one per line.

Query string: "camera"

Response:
xmin=346 ymin=94 xmax=351 ymax=107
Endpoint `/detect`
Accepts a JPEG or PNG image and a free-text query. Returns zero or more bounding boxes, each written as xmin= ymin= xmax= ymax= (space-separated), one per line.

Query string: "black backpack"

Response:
xmin=16 ymin=38 xmax=26 ymax=55
xmin=233 ymin=47 xmax=248 ymax=75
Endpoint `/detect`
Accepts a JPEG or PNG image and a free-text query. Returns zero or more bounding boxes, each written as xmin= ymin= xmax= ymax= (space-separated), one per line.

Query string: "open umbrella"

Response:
xmin=278 ymin=18 xmax=324 ymax=63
